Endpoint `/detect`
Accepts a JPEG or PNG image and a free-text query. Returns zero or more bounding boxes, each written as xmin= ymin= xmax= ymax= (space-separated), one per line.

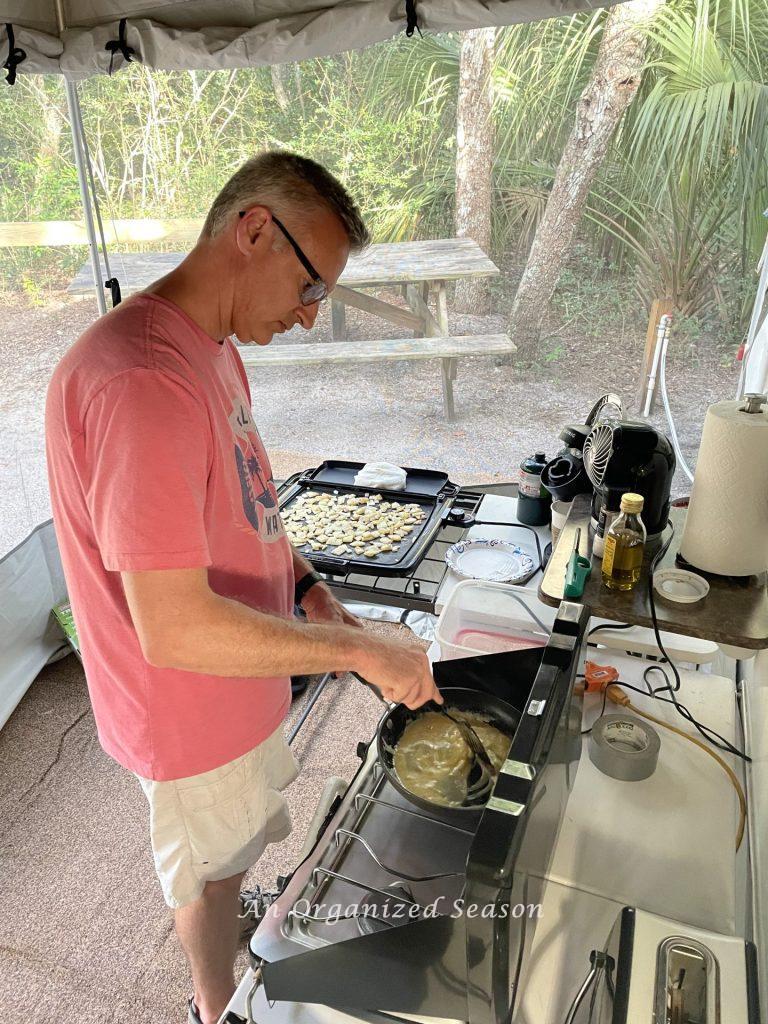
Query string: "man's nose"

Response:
xmin=295 ymin=302 xmax=320 ymax=330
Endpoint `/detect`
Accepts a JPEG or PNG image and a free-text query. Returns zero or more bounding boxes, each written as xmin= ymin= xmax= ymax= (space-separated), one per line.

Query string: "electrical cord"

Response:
xmin=646 ymin=520 xmax=681 ymax=691
xmin=597 ymin=680 xmax=747 ymax=851
xmin=582 ymin=662 xmax=749 ymax=759
xmin=581 ymin=674 xmax=747 ymax=849
xmin=586 ymin=621 xmax=635 ymax=653
xmin=579 ymin=674 xmax=609 ymax=736
xmin=639 ymin=519 xmax=747 ymax=758
xmin=583 ymin=520 xmax=750 ymax=760
xmin=586 ymin=520 xmax=749 ymax=760
xmin=637 ymin=664 xmax=749 ymax=761
xmin=587 ymin=621 xmax=634 ymax=639
xmin=578 ymin=517 xmax=750 ymax=849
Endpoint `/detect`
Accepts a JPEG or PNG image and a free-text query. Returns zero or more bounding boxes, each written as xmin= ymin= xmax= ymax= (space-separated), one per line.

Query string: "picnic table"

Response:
xmin=68 ymin=238 xmax=514 ymax=419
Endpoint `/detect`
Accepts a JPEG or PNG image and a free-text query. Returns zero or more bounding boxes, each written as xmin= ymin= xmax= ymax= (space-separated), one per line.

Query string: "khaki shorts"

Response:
xmin=136 ymin=725 xmax=299 ymax=909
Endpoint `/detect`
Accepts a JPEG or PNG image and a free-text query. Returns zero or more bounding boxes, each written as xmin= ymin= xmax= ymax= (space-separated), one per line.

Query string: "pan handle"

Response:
xmin=350 ymin=671 xmax=395 ymax=708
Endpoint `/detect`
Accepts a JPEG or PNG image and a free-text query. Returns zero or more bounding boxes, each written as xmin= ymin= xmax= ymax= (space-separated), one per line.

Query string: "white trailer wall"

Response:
xmin=0 ymin=521 xmax=69 ymax=730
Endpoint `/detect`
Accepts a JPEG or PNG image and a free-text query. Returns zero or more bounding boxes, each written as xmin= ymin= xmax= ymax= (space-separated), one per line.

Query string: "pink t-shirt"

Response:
xmin=45 ymin=293 xmax=294 ymax=781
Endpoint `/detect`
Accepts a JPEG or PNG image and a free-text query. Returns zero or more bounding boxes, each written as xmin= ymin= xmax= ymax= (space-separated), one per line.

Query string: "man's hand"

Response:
xmin=356 ymin=635 xmax=442 ymax=710
xmin=299 ymin=586 xmax=439 ymax=707
xmin=301 ymin=584 xmax=362 ymax=629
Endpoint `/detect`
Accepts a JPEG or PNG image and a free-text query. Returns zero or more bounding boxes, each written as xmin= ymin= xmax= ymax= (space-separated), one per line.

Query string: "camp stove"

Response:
xmin=236 ymin=602 xmax=589 ymax=1024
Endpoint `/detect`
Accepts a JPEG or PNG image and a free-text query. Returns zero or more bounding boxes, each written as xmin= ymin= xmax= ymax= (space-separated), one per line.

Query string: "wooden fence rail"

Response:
xmin=0 ymin=218 xmax=202 ymax=248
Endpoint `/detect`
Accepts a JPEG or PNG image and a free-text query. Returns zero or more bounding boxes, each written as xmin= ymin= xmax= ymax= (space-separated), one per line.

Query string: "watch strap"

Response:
xmin=295 ymin=570 xmax=324 ymax=606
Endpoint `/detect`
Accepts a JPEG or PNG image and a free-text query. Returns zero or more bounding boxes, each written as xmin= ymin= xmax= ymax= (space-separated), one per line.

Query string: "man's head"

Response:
xmin=201 ymin=151 xmax=369 ymax=345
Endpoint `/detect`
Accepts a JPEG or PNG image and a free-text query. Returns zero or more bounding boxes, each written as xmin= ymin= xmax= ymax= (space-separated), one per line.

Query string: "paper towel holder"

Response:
xmin=740 ymin=393 xmax=767 ymax=414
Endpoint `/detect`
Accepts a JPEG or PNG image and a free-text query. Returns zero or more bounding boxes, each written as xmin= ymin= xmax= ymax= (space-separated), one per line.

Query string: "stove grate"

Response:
xmin=283 ymin=760 xmax=473 ymax=942
xmin=276 ymin=479 xmax=536 ymax=613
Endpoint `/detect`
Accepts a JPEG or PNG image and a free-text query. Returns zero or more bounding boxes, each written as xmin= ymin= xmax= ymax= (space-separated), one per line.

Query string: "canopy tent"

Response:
xmin=2 ymin=0 xmax=640 ymax=726
xmin=1 ymin=0 xmax=622 ymax=77
xmin=2 ymin=0 xmax=767 ymax=727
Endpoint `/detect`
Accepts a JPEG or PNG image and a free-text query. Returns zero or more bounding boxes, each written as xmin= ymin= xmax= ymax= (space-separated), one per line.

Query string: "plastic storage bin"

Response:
xmin=435 ymin=580 xmax=555 ymax=660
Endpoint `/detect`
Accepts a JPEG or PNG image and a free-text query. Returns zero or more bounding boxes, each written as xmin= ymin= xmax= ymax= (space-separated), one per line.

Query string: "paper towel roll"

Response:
xmin=680 ymin=397 xmax=768 ymax=576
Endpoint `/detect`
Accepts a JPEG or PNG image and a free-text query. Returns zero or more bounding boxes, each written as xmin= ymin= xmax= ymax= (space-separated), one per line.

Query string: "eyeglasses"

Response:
xmin=239 ymin=210 xmax=328 ymax=306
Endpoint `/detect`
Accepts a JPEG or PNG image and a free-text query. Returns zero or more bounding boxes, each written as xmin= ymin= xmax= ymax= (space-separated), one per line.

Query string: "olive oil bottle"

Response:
xmin=601 ymin=493 xmax=646 ymax=592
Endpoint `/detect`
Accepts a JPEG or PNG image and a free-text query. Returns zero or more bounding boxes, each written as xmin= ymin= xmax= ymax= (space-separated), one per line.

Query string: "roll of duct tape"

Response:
xmin=589 ymin=714 xmax=661 ymax=781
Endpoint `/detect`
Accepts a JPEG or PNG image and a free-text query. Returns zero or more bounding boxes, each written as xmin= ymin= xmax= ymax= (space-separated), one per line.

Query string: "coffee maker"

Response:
xmin=583 ymin=419 xmax=676 ymax=544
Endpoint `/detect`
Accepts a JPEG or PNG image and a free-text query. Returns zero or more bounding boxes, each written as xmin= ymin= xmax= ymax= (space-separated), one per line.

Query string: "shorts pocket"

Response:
xmin=177 ymin=790 xmax=252 ymax=868
xmin=261 ymin=731 xmax=300 ymax=792
xmin=175 ymin=762 xmax=251 ymax=867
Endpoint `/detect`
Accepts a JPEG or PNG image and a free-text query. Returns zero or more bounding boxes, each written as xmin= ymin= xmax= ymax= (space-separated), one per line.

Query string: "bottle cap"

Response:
xmin=620 ymin=492 xmax=644 ymax=514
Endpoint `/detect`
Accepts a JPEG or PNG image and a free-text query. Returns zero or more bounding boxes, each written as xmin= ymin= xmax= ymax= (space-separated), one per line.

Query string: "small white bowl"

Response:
xmin=653 ymin=568 xmax=710 ymax=604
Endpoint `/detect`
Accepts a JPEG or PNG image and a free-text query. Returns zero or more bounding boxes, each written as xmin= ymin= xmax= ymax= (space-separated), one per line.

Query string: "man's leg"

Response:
xmin=175 ymin=869 xmax=247 ymax=1024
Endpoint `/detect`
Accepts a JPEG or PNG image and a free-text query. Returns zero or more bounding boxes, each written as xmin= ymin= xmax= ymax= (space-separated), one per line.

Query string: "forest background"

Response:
xmin=0 ymin=0 xmax=766 ymax=362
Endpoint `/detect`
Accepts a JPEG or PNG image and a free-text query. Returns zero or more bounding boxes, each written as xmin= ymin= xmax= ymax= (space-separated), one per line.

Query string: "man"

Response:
xmin=45 ymin=151 xmax=441 ymax=1024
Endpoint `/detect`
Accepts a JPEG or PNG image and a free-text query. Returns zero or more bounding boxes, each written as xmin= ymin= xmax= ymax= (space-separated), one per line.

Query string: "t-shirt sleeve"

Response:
xmin=82 ymin=368 xmax=213 ymax=572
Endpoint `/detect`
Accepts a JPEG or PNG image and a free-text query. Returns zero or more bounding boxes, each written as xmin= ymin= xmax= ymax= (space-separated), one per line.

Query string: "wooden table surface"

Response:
xmin=539 ymin=493 xmax=768 ymax=649
xmin=67 ymin=238 xmax=500 ymax=296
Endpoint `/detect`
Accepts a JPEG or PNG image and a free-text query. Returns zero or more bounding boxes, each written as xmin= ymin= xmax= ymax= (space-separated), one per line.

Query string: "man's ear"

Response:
xmin=235 ymin=206 xmax=272 ymax=258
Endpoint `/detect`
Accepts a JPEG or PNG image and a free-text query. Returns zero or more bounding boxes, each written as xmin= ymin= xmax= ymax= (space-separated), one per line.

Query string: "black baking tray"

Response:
xmin=300 ymin=460 xmax=450 ymax=497
xmin=278 ymin=460 xmax=459 ymax=577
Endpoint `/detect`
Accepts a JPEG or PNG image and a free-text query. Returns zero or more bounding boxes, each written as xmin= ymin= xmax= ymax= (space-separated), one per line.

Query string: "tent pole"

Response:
xmin=63 ymin=79 xmax=107 ymax=316
xmin=54 ymin=0 xmax=106 ymax=314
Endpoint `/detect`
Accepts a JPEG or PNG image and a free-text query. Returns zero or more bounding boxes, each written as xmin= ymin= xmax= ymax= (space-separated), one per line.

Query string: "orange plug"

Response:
xmin=584 ymin=661 xmax=619 ymax=692
xmin=583 ymin=661 xmax=630 ymax=706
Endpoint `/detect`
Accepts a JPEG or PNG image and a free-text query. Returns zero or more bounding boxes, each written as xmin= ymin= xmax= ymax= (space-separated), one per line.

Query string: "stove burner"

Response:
xmin=356 ymin=883 xmax=418 ymax=936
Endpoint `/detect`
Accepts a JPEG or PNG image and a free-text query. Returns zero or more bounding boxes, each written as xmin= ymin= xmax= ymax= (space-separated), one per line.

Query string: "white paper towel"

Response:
xmin=680 ymin=397 xmax=768 ymax=575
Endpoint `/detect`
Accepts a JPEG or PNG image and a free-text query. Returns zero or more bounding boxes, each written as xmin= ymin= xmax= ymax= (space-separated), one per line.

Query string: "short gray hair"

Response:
xmin=202 ymin=150 xmax=370 ymax=252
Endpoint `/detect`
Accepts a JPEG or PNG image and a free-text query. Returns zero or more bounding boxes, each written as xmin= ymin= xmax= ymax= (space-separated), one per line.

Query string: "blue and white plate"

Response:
xmin=445 ymin=538 xmax=535 ymax=584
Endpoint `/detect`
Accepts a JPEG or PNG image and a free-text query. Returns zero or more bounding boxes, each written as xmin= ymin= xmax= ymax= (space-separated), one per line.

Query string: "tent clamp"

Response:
xmin=105 ymin=18 xmax=136 ymax=75
xmin=3 ymin=24 xmax=26 ymax=85
xmin=105 ymin=277 xmax=122 ymax=307
xmin=405 ymin=0 xmax=422 ymax=38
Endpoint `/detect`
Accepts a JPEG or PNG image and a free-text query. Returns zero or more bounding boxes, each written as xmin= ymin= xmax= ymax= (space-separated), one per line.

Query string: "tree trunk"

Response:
xmin=508 ymin=0 xmax=663 ymax=361
xmin=271 ymin=64 xmax=290 ymax=113
xmin=454 ymin=27 xmax=495 ymax=314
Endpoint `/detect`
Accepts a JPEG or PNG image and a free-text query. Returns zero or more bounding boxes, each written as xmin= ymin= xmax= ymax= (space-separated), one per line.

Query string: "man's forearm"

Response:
xmin=152 ymin=589 xmax=368 ymax=678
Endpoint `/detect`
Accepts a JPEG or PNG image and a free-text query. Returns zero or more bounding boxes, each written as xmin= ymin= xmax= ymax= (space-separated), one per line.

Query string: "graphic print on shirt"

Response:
xmin=228 ymin=396 xmax=283 ymax=542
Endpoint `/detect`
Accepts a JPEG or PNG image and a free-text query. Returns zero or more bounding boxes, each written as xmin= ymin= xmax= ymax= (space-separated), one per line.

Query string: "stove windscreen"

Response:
xmin=433 ymin=646 xmax=547 ymax=713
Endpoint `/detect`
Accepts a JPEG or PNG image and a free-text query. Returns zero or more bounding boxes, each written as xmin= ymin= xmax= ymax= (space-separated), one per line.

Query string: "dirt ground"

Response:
xmin=0 ymin=284 xmax=740 ymax=555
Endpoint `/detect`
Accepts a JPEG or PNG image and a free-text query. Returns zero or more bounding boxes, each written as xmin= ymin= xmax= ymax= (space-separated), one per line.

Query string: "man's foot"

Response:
xmin=189 ymin=996 xmax=246 ymax=1024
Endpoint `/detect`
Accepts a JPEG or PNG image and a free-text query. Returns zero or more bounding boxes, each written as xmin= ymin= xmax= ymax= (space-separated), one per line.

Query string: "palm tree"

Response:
xmin=627 ymin=0 xmax=768 ymax=287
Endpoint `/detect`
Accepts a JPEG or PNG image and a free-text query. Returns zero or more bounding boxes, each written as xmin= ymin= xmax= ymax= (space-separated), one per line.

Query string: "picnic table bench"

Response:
xmin=68 ymin=238 xmax=515 ymax=419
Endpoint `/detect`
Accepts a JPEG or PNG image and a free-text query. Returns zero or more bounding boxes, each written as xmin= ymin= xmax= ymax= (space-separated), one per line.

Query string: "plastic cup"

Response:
xmin=550 ymin=500 xmax=572 ymax=547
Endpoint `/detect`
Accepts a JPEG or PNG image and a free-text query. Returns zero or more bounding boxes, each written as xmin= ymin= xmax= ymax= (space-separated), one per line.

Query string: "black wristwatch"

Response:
xmin=294 ymin=570 xmax=325 ymax=607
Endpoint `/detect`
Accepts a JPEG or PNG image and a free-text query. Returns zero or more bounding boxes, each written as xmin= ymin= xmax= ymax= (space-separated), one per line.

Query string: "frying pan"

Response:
xmin=356 ymin=679 xmax=521 ymax=823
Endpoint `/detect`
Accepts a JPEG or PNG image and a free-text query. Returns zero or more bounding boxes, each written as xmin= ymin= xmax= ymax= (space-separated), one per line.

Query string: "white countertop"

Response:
xmin=517 ymin=651 xmax=743 ymax=1020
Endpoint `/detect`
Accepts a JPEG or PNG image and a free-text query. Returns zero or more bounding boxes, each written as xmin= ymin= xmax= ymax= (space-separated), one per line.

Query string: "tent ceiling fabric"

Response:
xmin=0 ymin=0 xmax=620 ymax=76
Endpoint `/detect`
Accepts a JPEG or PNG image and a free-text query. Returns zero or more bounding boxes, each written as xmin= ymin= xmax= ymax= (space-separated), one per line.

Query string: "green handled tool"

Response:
xmin=564 ymin=527 xmax=592 ymax=598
